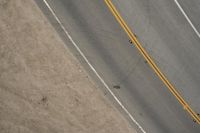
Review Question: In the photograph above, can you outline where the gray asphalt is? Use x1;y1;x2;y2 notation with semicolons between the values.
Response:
36;0;200;132
178;0;200;32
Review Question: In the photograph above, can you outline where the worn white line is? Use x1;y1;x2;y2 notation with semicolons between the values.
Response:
174;0;200;38
42;0;146;132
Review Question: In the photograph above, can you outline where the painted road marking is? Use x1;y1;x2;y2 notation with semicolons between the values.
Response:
42;0;147;132
175;0;200;38
105;0;200;124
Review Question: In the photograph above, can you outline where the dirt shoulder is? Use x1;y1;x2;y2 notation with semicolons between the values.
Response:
0;0;137;133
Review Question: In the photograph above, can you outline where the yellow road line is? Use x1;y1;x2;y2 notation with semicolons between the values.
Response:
104;0;200;124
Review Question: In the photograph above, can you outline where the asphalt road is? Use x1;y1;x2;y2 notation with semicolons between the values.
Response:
37;0;200;132
178;0;200;34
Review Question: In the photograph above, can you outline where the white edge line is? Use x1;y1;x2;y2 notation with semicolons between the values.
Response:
174;0;200;38
42;0;146;133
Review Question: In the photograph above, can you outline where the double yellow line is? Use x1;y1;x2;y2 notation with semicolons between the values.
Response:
104;0;200;124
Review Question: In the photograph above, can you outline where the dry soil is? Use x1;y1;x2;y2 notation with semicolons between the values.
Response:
0;0;137;133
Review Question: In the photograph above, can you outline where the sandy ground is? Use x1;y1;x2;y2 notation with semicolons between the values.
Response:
0;0;137;133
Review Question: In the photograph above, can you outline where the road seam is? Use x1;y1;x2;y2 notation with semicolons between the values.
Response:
174;0;200;38
42;0;146;132
105;0;200;124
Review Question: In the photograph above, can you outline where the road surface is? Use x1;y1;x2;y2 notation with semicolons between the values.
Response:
36;0;200;132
